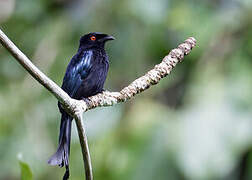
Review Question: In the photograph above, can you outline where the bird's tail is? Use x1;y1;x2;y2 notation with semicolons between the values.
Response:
48;112;72;180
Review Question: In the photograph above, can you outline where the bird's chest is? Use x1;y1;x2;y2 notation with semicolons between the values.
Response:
75;53;109;98
62;50;108;98
83;60;108;92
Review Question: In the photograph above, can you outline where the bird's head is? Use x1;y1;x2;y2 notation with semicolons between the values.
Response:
79;32;115;50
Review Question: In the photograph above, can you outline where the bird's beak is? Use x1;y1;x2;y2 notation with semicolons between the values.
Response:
101;35;115;42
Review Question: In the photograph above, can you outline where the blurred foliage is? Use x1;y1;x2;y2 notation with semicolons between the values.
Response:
19;159;33;180
0;0;252;180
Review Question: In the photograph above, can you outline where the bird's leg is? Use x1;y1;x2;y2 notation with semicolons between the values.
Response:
82;97;93;109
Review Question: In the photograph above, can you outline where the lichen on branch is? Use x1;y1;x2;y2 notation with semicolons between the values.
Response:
84;37;196;111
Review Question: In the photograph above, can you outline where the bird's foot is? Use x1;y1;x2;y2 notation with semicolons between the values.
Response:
82;97;89;104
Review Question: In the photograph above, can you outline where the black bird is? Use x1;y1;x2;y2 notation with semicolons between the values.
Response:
48;32;115;180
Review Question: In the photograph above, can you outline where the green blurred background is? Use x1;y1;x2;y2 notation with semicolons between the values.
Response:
0;0;252;179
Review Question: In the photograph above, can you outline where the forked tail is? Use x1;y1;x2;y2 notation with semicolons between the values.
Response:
48;112;72;180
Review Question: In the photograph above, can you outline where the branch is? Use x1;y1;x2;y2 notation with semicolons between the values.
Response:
75;113;93;180
0;28;91;179
83;37;196;111
0;28;196;180
0;29;73;112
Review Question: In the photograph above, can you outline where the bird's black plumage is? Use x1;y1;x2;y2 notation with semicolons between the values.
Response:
48;32;115;180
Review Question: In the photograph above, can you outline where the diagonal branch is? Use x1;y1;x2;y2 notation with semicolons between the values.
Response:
0;28;196;180
0;28;92;179
0;29;73;112
82;37;196;111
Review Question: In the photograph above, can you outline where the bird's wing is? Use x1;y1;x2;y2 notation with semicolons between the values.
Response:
61;50;93;97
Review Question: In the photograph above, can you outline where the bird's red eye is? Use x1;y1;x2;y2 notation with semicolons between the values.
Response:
90;36;96;41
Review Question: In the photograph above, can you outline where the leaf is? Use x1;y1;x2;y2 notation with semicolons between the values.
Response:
19;160;33;180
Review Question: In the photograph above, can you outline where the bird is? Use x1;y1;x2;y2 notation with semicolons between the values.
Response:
48;32;115;180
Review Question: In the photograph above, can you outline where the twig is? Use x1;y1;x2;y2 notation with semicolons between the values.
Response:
0;28;196;179
75;113;93;180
